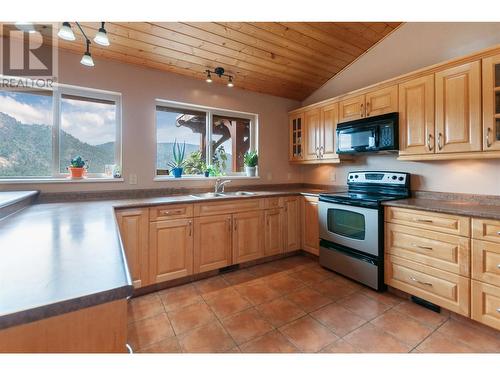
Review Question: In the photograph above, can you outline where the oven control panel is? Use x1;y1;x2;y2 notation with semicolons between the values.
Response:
347;171;409;185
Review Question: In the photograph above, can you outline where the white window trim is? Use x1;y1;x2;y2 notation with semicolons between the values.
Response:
154;99;259;179
0;76;123;181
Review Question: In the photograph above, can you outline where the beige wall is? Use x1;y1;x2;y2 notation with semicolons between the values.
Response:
301;22;500;196
1;49;302;193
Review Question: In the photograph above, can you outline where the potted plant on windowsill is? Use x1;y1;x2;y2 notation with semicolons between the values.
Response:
243;150;258;177
68;156;87;179
168;139;186;178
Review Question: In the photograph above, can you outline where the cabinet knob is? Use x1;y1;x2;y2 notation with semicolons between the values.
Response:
437;133;443;150
486;127;492;148
427;133;433;151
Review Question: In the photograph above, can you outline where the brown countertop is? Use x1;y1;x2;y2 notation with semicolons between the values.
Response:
0;187;338;330
382;197;500;220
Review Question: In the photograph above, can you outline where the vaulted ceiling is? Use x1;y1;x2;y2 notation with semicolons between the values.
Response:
55;22;402;101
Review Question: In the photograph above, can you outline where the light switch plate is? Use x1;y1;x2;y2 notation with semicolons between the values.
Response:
267;172;272;181
129;174;138;185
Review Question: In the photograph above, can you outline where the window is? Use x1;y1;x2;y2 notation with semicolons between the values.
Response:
0;81;121;180
155;101;257;177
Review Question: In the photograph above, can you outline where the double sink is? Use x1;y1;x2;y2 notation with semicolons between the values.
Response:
189;191;256;199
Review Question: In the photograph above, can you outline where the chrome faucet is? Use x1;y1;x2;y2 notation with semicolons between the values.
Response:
214;178;232;193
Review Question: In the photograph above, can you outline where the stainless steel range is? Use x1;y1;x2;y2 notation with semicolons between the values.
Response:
318;171;411;291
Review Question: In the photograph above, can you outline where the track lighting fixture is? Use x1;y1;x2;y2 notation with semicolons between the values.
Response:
204;67;234;87
93;22;110;46
58;22;75;41
57;22;111;67
80;40;94;67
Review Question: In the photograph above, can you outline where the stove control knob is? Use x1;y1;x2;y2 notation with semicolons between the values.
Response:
398;177;404;181
392;175;397;180
355;175;359;179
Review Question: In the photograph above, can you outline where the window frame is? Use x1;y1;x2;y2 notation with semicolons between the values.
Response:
154;99;258;179
0;76;122;181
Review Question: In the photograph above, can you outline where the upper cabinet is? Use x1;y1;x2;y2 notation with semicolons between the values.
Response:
399;75;435;155
319;102;339;160
304;109;321;160
339;85;398;123
482;54;500;151
289;112;304;161
435;61;482;154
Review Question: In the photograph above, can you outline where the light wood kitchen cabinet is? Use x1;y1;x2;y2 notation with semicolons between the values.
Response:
339;85;398;123
435;61;482;153
482;54;500;151
233;210;265;263
302;196;319;255
472;218;500;244
365;85;398;118
398;75;435;155
289;112;304;161
471;280;500;330
319;102;339;160
149;218;193;284
115;208;149;288
282;196;301;252
339;94;365;123
193;214;232;273
264;208;284;256
304;108;321;160
472;240;500;287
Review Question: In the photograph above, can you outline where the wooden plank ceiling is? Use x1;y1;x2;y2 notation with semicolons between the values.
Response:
55;22;401;101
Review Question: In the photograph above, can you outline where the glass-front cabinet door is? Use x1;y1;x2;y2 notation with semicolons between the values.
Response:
289;112;304;161
482;55;500;151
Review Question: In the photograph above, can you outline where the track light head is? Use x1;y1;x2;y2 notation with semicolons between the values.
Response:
58;22;75;41
80;40;94;67
206;70;212;83
94;22;110;46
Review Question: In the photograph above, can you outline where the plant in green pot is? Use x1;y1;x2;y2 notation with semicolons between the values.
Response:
243;150;258;177
168;139;186;178
68;156;87;179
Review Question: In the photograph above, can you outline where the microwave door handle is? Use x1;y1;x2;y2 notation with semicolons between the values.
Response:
373;129;379;148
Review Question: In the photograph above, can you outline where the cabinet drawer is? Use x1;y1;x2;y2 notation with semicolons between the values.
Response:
150;204;193;221
472;218;500;244
385;223;470;276
265;197;283;209
385;255;470;316
471;280;500;331
472;240;500;286
194;198;264;217
385;207;470;237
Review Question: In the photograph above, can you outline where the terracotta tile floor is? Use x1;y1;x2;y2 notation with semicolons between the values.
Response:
127;255;500;353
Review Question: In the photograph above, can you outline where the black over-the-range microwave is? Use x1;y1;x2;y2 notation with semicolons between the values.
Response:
336;112;399;154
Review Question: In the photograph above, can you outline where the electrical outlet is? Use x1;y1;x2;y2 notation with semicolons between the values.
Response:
129;174;137;185
267;172;272;181
287;172;292;180
330;171;336;182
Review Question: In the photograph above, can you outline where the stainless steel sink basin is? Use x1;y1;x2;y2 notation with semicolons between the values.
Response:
189;192;226;199
223;191;256;196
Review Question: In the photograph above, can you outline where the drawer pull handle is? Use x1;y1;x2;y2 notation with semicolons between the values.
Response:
412;244;433;250
415;218;433;223
161;209;183;215
497;264;500;269
409;276;433;287
497;231;500;235
497;308;500;313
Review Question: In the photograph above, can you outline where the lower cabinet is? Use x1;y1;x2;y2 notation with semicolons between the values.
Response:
264;208;284;256
149;218;193;284
302;196;319;255
233;210;265;263
193;214;232;273
282;196;301;252
471;280;500;330
115;208;150;288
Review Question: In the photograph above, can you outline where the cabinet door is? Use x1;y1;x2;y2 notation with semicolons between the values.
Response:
116;208;149;288
304;109;321;160
482;54;500;151
283;196;301;252
149;219;193;284
194;214;232;274
435;61;482;153
302;196;319;255
399;75;435;155
365;85;398;117
264;209;284;256
319;102;339;160
233;210;265;263
339;95;365;123
289;113;304;161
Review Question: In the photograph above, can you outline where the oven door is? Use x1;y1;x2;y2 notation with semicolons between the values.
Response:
319;201;379;256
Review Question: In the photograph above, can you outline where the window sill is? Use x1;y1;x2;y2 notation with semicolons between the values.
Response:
154;176;260;182
0;177;124;184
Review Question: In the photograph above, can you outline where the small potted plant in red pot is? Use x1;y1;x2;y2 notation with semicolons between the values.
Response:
68;156;87;179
